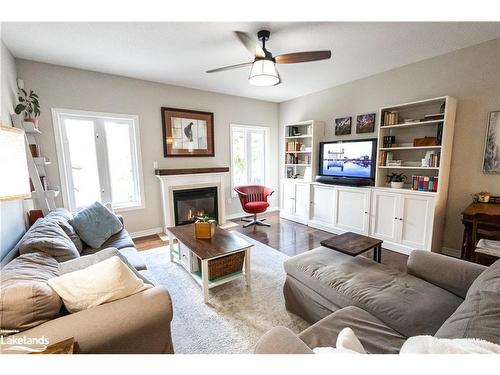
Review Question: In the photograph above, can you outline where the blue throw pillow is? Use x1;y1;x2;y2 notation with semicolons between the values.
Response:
69;202;123;249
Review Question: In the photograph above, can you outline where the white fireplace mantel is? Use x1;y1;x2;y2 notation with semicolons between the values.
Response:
156;172;228;231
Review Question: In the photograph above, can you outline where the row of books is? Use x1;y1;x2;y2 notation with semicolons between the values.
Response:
382;111;399;126
412;175;438;192
285;153;311;164
424;151;440;168
286;141;303;152
378;150;390;166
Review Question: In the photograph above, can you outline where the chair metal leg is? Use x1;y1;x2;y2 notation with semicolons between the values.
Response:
241;213;270;228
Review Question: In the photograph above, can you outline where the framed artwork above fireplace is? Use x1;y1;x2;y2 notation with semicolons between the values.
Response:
161;107;215;157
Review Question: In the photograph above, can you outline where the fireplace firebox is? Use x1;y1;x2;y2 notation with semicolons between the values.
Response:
173;187;218;226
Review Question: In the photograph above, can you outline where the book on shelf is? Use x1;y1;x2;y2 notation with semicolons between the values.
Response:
411;175;438;192
423;151;440;167
382;111;399;126
382;136;396;148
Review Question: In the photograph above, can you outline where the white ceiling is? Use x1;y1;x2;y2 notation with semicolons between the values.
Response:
2;22;500;103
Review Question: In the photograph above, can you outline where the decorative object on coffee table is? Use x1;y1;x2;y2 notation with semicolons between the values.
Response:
320;231;383;263
386;172;407;189
482;111;500;173
167;223;253;303
335;116;352;136
161;107;214;157
356;113;376;134
194;216;216;239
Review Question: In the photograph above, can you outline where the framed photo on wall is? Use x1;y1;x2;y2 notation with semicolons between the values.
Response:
161;107;215;157
356;113;376;134
335;116;352;136
482;110;500;173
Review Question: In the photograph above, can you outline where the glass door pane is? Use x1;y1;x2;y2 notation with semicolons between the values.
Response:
63;118;101;209
250;130;265;184
104;121;138;206
232;130;247;187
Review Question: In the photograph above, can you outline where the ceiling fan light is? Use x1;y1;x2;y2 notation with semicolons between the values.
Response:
248;59;280;86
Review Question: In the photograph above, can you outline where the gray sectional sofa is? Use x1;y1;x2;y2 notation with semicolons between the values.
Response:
255;247;500;354
0;209;174;354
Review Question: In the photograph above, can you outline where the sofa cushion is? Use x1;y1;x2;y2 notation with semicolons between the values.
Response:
299;306;407;354
435;259;500;344
284;247;463;337
98;229;135;251
18;218;80;262
59;247;151;284
45;209;83;253
0;253;62;331
69;201;123;249
48;256;152;313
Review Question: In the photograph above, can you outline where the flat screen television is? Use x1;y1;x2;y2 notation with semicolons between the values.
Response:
316;139;377;186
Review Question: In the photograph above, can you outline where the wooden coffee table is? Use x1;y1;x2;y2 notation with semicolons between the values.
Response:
320;232;383;263
166;224;253;303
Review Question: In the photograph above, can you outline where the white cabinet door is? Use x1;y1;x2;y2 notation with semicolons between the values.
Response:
281;181;296;215
310;184;335;226
294;183;310;220
334;187;371;235
370;190;400;243
399;194;434;250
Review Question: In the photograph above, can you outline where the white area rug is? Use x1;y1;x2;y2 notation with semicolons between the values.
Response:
141;232;309;354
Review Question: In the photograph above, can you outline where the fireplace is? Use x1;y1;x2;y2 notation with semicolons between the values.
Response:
173;187;218;226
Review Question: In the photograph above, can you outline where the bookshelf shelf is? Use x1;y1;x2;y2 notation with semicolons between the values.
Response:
285;135;313;139
379;146;442;151
378;166;440;170
380;119;443;129
285;150;312;154
285;164;312;167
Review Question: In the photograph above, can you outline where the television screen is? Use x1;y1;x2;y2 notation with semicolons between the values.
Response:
319;140;376;179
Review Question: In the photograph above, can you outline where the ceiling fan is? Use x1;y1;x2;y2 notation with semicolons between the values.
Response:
206;30;332;86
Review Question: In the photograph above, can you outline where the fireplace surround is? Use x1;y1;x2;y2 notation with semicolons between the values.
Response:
156;169;229;231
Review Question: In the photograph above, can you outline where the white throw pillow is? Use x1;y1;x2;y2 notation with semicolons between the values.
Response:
48;256;152;313
313;327;366;354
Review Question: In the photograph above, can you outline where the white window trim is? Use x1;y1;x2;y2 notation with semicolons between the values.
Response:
229;124;270;198
51;108;145;213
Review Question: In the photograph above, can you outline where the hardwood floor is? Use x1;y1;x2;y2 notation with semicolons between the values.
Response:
231;212;408;272
134;211;408;272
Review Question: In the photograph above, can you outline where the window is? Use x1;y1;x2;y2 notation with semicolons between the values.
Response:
52;109;144;212
230;124;269;194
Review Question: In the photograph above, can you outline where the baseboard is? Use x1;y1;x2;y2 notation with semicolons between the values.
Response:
130;227;163;239
441;246;461;258
225;206;280;221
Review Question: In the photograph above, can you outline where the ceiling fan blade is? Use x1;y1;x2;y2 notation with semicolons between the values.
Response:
275;50;332;64
233;31;265;58
206;62;253;74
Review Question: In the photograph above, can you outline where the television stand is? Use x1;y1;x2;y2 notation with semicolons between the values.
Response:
315;175;374;187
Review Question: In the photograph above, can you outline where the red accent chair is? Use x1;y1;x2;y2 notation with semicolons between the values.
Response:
234;185;274;228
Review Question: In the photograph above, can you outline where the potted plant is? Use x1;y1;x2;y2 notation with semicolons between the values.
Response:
386;173;407;189
15;89;41;128
194;216;217;239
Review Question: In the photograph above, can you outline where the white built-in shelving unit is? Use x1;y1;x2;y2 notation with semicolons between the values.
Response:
283;120;325;182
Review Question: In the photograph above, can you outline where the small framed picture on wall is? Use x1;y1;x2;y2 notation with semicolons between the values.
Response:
356;113;376;134
335;117;352;136
482;110;500;173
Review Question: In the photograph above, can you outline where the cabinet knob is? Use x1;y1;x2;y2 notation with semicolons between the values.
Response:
399;218;403;221
364;211;368;214
394;217;398;220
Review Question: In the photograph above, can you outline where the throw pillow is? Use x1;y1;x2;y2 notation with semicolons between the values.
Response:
18;218;80;262
313;327;366;354
48;256;152;313
58;247;153;285
46;209;84;253
0;253;62;331
69;201;123;249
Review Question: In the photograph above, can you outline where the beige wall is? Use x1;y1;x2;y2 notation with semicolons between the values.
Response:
16;60;279;234
280;38;500;252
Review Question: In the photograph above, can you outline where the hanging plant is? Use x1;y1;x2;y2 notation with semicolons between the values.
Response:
15;89;41;122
